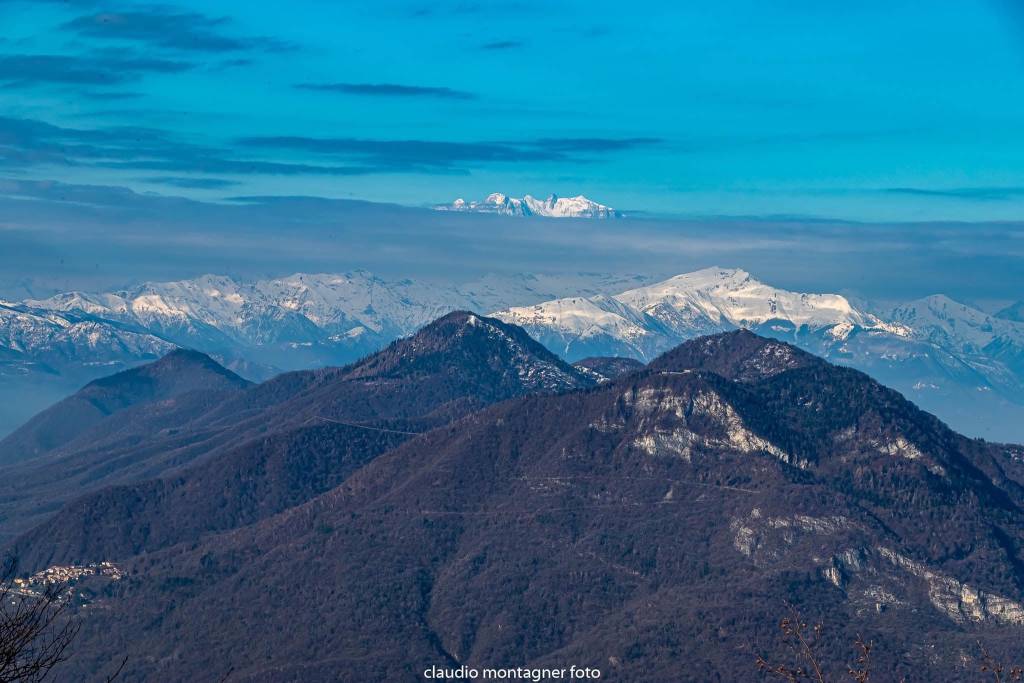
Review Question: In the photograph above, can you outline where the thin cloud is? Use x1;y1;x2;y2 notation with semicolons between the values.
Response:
3;177;1020;313
236;135;660;167
295;82;476;100
62;9;295;53
0;115;172;148
0;52;192;86
236;136;565;166
214;58;255;69
0;116;465;177
2;115;657;179
882;187;1024;202
411;2;539;19
100;157;461;176
141;177;240;189
480;40;523;50
78;90;145;101
524;137;663;152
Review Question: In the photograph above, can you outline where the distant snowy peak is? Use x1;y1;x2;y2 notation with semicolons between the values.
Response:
889;294;1024;351
493;267;911;361
0;301;174;360
28;271;474;347
10;271;652;378
616;267;885;330
526;194;620;219
437;193;621;218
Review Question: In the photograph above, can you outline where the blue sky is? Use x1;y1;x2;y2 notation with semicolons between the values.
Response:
3;0;1024;221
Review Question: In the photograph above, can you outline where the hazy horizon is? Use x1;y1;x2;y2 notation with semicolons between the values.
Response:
1;183;1020;312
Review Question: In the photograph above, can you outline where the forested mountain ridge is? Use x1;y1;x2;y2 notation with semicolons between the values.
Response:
12;326;1022;681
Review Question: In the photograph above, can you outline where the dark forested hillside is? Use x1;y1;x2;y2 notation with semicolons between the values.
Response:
0;349;251;465
572;356;645;382
18;327;1023;682
1;311;595;560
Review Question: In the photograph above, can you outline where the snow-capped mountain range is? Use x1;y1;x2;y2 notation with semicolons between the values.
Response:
0;302;175;365
2;267;1024;441
436;193;621;218
493;268;1024;442
2;271;649;377
495;268;916;360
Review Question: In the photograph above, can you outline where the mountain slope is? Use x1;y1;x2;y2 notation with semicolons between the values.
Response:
495;267;1024;442
889;295;1024;395
0;349;249;465
0;301;179;435
3;312;596;563
572;356;645;382
22;272;643;369
0;271;644;440
0;270;662;442
38;331;1024;681
647;328;819;380
997;300;1024;323
8;267;1024;441
496;267;905;361
0;300;174;366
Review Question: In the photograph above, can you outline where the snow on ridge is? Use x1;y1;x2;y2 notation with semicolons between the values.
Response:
454;309;583;391
12;271;652;361
496;295;651;343
16;268;1018;359
889;294;1024;350
0;301;173;358
11;267;1022;401
614;266;875;329
8;267;1024;442
492;266;928;362
435;192;620;219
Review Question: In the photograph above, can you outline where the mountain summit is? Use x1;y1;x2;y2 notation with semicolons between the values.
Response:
494;266;906;361
493;267;1024;441
345;310;594;395
436;192;621;218
1;310;597;564
32;328;1024;681
7;267;1024;441
0;349;249;465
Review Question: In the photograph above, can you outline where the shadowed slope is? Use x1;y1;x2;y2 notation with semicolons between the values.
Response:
0;349;250;466
4;311;595;563
40;331;1024;681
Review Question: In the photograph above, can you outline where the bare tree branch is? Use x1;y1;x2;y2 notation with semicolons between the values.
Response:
1;558;81;682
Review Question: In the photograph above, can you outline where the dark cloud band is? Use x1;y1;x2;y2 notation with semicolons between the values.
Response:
0;53;192;86
62;9;295;53
295;82;476;100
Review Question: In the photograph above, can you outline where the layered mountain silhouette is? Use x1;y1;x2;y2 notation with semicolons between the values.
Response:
8;267;1024;441
0;349;250;465
1;311;594;554
3;318;1024;681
